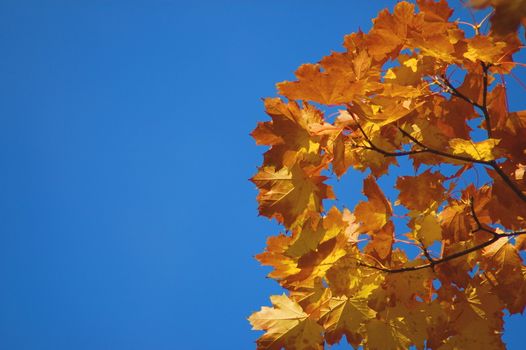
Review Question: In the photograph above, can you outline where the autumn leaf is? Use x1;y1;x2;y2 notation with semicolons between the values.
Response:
409;211;443;246
365;318;413;350
439;279;505;349
249;294;324;350
396;169;447;211
257;209;349;287
276;59;380;105
481;237;526;313
320;295;375;346
355;175;392;232
365;2;418;60
449;138;502;161
463;35;508;63
252;98;327;169
251;164;334;229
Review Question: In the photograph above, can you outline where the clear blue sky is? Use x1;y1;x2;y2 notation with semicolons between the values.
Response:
0;1;524;349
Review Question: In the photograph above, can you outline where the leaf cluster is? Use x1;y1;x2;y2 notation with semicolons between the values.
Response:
250;1;526;349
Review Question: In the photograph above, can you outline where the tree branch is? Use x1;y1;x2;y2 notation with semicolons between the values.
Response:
398;127;526;203
488;161;526;202
440;65;493;138
440;74;482;108
359;198;526;274
351;113;488;164
397;127;491;165
351;113;428;157
419;240;436;272
350;113;526;203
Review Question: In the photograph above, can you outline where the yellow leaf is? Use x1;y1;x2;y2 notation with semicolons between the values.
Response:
412;211;443;246
366;220;395;260
321;295;375;346
516;235;526;250
482;237;526;313
249;294;324;350
365;318;412;350
439;279;505;349
256;234;301;282
348;92;424;126
449;138;501;161
257;211;349;287
252;98;326;169
251;164;334;229
355;175;393;232
463;35;507;63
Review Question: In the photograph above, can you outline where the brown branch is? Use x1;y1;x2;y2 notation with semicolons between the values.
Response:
488;161;526;202
351;113;428;157
358;198;526;273
352;114;485;162
398;128;526;203
420;242;435;264
351;113;526;203
397;127;492;165
419;240;436;272
356;145;427;157
441;74;482;108
441;66;492;138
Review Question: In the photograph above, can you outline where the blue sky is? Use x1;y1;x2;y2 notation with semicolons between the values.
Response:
0;1;524;349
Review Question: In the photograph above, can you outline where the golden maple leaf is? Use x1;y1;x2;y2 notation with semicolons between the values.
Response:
249;294;324;350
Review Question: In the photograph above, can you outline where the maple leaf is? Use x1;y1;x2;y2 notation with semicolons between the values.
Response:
251;164;334;229
249;294;324;350
351;126;400;177
325;251;384;297
252;98;327;169
366;2;418;60
355;175;392;232
396;169;447;211
257;208;349;287
370;254;437;304
409;211;443;247
276;57;381;105
256;234;301;282
320;295;375;346
463;35;508;63
449;138;502;161
438;279;505;349
348;93;424;127
481;237;526;313
365;317;414;350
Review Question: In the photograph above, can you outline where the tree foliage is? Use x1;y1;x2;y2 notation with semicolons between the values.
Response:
249;1;526;349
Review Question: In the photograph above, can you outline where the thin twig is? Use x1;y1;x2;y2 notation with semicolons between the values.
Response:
350;113;425;157
441;74;482;108
356;145;427;157
351;113;526;203
419;240;436;272
358;198;526;273
441;68;492;138
397;127;490;165
398;127;526;202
